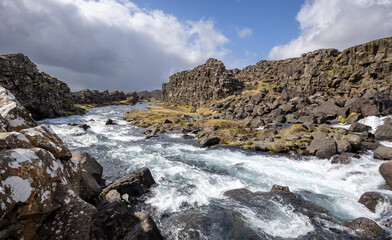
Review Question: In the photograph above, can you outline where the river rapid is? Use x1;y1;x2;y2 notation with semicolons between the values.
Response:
39;103;392;239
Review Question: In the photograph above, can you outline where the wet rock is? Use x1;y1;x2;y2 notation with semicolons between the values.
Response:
379;161;392;188
90;201;140;239
307;136;337;159
375;121;392;140
335;139;352;153
20;125;72;160
182;134;194;139
105;118;115;125
270;185;291;194
124;212;163;240
80;123;90;130
331;152;360;164
71;152;103;184
349;122;371;133
199;136;221;147
105;189;122;203
358;192;391;213
374;145;392;160
345;217;386;238
144;126;159;138
102;167;155;200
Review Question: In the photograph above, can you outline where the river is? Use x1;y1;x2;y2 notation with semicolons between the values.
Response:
39;103;392;239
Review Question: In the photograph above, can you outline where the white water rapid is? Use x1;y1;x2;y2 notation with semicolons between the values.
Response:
39;104;392;239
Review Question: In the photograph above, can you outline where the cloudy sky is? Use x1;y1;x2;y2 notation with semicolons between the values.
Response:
0;0;391;92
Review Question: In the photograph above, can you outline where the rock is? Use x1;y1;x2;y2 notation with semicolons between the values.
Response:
374;121;392;140
105;118;115;125
307;136;337;159
358;192;391;213
199;136;221;147
331;152;360;164
345;217;386;238
374;145;392;160
90;201;140;239
182;134;194;139
335;139;352;153
162;119;172;124
270;185;291;194
0;131;32;149
144;126;159;138
79;124;90;130
71;152;104;202
102;167;155;200
71;152;103;184
349;122;371;133
105;189;122;203
72;89;128;105
379;161;392;188
125;212;164;240
341;134;363;151
0;54;79;120
0;86;37;131
0;147;96;240
20;125;72;160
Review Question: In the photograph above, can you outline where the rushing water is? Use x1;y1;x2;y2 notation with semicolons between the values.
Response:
39;103;392;239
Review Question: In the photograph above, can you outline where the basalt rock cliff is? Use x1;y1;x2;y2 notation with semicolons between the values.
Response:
0;54;78;120
162;37;392;107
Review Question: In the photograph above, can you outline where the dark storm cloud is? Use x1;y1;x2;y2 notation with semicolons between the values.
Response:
0;0;228;91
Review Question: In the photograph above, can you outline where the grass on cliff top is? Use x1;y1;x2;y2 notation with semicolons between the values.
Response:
241;80;279;96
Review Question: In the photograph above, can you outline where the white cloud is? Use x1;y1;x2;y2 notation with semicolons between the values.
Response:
0;0;229;91
268;0;392;60
237;27;253;38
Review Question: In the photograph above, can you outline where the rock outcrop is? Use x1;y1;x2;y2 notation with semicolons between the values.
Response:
0;89;162;240
137;90;162;101
71;89;138;105
162;38;392;108
0;54;79;119
162;58;244;106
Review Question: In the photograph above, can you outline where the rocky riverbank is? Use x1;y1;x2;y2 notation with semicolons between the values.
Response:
0;87;162;239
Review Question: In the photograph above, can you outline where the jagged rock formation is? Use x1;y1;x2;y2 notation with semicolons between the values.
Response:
137;90;162;101
0;87;162;240
71;89;138;105
162;37;392;106
0;54;79;120
162;58;244;106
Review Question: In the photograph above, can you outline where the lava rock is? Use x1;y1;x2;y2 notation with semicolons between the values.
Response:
349;122;371;133
379;160;392;188
345;217;386;238
358;192;391;213
105;118;115;125
374;145;392;160
199;136;221;147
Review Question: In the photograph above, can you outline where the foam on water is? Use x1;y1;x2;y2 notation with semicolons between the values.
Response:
40;104;391;239
359;115;392;133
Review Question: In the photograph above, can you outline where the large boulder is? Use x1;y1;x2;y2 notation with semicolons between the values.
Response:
199;136;221;147
0;147;97;240
20;125;72;160
345;217;386;238
0;86;36;131
102;167;155;201
306;136;337;159
71;152;104;203
358;192;391;213
373;145;392;160
349;122;371;133
374;121;392;140
90;201;162;240
379;160;392;188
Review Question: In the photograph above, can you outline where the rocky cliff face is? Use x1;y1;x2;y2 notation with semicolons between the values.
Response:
0;54;78;120
137;90;162;101
162;58;244;106
162;37;392;106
